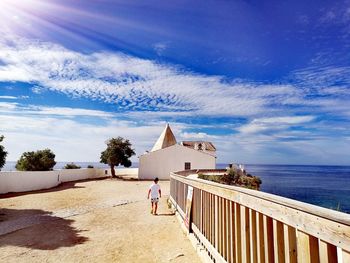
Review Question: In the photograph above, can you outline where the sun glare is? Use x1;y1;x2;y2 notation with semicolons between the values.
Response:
0;0;38;15
0;0;80;40
0;0;38;32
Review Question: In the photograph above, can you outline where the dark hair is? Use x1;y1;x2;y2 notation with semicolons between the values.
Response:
154;177;159;182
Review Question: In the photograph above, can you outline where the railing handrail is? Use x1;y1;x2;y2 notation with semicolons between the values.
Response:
170;171;350;226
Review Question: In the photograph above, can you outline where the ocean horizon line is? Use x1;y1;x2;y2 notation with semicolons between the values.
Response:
3;161;350;168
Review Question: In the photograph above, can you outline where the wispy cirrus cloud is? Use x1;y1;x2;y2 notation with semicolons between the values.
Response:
0;102;114;118
2;34;350;121
0;34;305;118
292;65;350;89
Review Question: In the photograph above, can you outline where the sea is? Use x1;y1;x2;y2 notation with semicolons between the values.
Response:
217;164;350;214
2;162;350;214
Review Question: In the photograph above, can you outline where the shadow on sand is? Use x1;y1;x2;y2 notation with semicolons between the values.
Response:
112;175;139;181
0;208;88;250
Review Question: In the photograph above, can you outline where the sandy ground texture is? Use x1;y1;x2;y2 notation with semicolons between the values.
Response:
0;178;200;263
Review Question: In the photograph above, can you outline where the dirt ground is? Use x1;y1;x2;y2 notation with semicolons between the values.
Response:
0;178;200;263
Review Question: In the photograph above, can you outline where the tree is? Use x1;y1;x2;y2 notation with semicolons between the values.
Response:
0;135;8;171
16;149;56;171
100;137;135;178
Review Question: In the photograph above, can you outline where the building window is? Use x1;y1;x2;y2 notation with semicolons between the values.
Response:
185;162;191;170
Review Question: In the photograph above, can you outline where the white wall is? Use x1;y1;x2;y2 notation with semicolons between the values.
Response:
138;144;216;180
0;168;107;194
0;170;61;194
94;167;138;177
0;167;140;194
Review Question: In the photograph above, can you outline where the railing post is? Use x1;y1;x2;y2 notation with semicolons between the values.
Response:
174;176;178;211
215;195;219;251
200;190;203;233
241;205;250;263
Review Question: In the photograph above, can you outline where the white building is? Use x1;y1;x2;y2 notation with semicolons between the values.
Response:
138;124;216;180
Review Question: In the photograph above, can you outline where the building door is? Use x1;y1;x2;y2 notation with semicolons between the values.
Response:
184;162;191;170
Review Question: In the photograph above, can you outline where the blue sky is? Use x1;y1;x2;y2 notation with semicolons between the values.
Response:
0;0;350;164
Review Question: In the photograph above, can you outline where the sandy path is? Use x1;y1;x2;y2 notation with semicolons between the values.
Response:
0;178;200;263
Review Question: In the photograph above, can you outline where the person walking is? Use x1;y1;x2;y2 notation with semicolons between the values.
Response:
147;177;161;215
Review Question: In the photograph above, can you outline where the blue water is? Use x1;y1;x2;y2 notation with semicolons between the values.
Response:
217;164;350;214
2;162;350;213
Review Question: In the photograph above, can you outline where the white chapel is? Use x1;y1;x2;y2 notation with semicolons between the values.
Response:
138;124;216;180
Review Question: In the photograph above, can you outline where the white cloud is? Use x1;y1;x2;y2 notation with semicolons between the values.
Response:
238;116;315;134
202;128;350;165
153;42;168;56
0;102;188;161
0;113;164;162
0;102;18;110
0;96;17;99
31;86;44;94
1;34;349;120
0;103;114;118
257;116;315;124
180;132;218;140
26;105;114;118
0;34;306;118
1;105;349;165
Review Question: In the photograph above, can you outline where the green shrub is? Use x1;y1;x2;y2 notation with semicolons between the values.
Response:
0;135;7;171
16;149;56;171
87;165;94;168
64;163;81;169
198;168;262;190
198;173;223;183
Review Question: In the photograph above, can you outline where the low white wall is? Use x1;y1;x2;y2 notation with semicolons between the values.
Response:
0;167;140;194
114;168;138;176
0;171;61;194
93;167;138;177
59;168;98;182
0;168;107;194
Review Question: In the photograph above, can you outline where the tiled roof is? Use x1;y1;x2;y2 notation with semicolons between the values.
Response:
181;141;216;151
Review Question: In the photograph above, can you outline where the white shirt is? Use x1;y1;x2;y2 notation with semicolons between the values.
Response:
149;183;160;198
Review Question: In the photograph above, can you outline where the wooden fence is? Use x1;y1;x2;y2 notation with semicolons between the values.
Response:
169;170;350;263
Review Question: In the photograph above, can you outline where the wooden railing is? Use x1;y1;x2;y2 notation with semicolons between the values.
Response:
169;171;350;263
